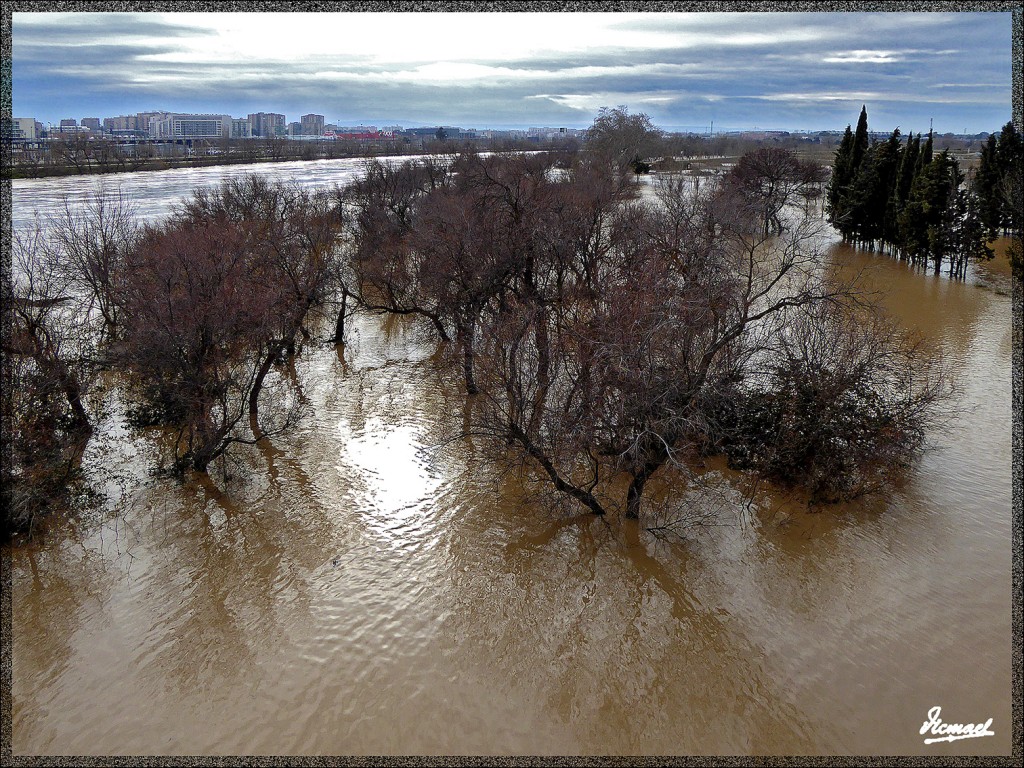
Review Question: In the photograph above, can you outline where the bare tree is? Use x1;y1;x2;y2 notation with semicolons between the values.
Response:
174;176;345;420
345;156;457;341
117;217;299;472
50;190;139;339
343;139;951;525
585;106;664;181
4;227;99;536
470;172;877;521
48;133;94;174
722;147;824;236
708;299;955;502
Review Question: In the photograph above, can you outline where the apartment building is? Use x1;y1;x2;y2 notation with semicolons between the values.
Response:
300;113;325;136
231;118;252;138
248;112;286;137
103;115;140;132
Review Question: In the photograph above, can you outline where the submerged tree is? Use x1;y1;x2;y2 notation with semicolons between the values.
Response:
829;107;994;276
342;123;955;523
973;121;1023;280
4;227;99;537
117;215;301;472
469;172;894;519
345;156;457;341
710;300;954;502
174;176;346;417
49;190;139;340
722;147;825;236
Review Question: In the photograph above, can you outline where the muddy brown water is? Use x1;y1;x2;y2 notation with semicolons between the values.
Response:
8;168;1014;755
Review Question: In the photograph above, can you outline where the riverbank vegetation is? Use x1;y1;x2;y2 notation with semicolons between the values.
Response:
3;107;971;540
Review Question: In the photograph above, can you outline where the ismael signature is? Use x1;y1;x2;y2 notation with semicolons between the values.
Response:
920;706;995;744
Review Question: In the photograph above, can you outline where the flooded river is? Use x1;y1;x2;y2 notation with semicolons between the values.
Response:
7;161;1014;755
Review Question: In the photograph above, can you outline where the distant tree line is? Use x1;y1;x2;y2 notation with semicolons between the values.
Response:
3;132;584;180
3;108;953;540
827;106;1022;280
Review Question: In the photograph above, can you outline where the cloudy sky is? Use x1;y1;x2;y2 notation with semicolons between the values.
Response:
11;10;1014;133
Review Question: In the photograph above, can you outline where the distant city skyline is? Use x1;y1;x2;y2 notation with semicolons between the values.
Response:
12;10;1015;135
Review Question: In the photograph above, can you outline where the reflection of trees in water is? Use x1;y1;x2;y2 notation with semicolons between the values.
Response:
433;498;826;752
829;243;989;375
11;540;114;739
133;451;340;700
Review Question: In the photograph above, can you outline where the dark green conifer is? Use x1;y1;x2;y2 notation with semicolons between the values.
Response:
900;150;959;269
851;105;870;172
845;130;901;248
973;134;1002;237
917;130;934;172
826;125;855;237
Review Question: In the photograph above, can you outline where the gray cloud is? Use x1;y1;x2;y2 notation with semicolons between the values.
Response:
11;11;1013;133
13;13;218;43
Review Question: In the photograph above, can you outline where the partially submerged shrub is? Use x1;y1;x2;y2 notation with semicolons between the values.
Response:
708;301;954;503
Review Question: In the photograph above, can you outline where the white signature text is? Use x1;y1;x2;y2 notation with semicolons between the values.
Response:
920;706;994;744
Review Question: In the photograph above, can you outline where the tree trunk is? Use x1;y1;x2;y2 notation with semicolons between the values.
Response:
457;318;479;395
427;312;451;343
509;424;606;516
250;345;280;419
625;452;667;520
534;310;550;392
625;474;648;519
332;290;348;343
57;367;91;434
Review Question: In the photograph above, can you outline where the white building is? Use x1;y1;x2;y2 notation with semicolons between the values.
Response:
150;113;231;140
2;117;37;140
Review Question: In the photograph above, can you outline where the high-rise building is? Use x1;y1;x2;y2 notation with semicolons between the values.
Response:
136;111;170;136
300;113;325;136
287;121;302;136
81;117;101;131
104;115;140;132
248;112;286;137
59;118;78;128
231;118;252;138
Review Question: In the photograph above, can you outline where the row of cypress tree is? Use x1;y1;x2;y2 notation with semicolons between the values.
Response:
973;122;1023;240
826;106;1020;279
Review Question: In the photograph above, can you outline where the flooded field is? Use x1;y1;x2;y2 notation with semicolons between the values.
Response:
7;163;1014;756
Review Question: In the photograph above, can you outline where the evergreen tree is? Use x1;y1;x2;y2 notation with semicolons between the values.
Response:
995;121;1022;173
845;129;901;248
887;131;918;253
826;125;855;237
851;105;870;172
917;130;934;173
973;134;1002;237
828;107;1004;278
954;189;995;277
876;128;903;247
995;121;1023;237
900;150;959;270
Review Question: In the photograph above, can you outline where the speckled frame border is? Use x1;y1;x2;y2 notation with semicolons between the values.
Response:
1;1;1020;765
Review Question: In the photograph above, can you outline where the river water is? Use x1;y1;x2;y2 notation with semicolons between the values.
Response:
8;160;1014;755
